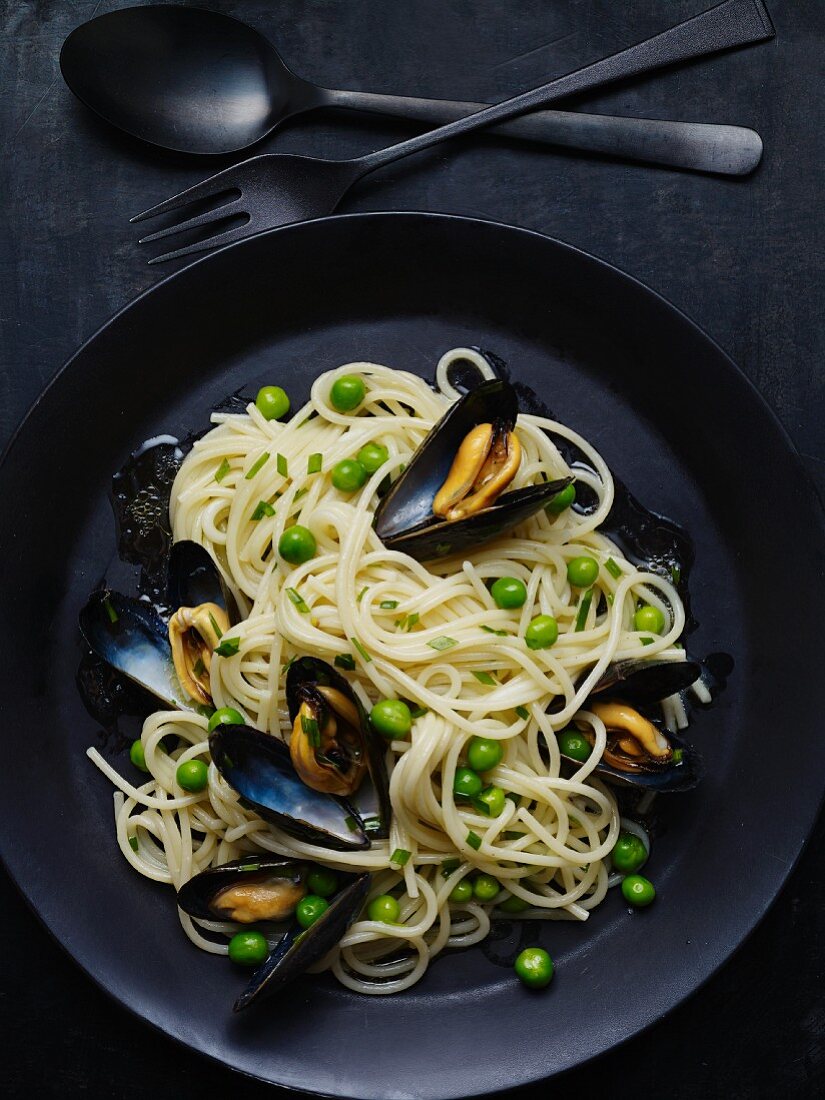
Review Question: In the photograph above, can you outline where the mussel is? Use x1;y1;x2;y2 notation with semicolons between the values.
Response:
374;379;572;561
286;657;391;839
79;540;234;711
176;856;370;1010
209;723;372;851
559;658;703;792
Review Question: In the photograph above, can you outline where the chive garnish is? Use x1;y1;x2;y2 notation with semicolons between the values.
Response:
641;636;654;646
103;596;118;624
281;655;297;674
334;653;356;671
575;588;594;632
293;487;308;502
208;612;223;639
251;500;276;520
466;830;482;851
472;797;491;816
408;704;428;719
391;848;411;867
238;862;261;872
605;557;622;580
344;815;359;832
380;600;399;610
481;625;509;636
441;857;460;876
673;748;684;763
245;451;270;480
404;612;420;632
671;564;682;585
351;637;372;663
301;713;320;747
472;670;496;686
286;588;310;613
215;637;240;657
357;586;369;603
276;453;288;477
515;705;530;720
363;817;382;833
193;656;206;677
435;542;452;557
428;636;457;652
606;593;615;606
307;453;322;474
128;836;139;852
214;458;231;483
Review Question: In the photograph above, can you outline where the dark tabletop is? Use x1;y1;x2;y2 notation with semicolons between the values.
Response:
2;1;824;1097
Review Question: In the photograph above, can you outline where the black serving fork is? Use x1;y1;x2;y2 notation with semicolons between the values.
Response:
133;0;774;264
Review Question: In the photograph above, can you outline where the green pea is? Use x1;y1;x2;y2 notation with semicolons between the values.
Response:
278;524;316;565
467;736;504;773
557;729;592;762
228;930;269;967
514;946;554;989
207;706;244;733
449;879;473;904
567;555;599;587
499;894;530;913
356;442;389;473
330;375;366;412
491;576;527;609
476;785;506;818
255;385;290;421
296;894;330;929
129;739;148;773
621;874;656;908
546;483;576;515
367;894;400;923
331;458;368;493
453;767;483;799
612;833;648;875
370;699;412;740
634;604;665;634
306;868;338;898
176;759;208;792
525;614;558;650
473;874;500;902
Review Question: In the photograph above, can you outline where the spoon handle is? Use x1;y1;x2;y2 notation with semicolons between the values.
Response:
324;90;763;176
354;0;774;176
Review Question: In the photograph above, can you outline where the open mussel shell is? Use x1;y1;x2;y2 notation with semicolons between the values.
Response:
590;658;702;705
167;540;237;621
79;590;191;710
209;724;370;851
373;379;572;562
176;856;308;923
586;727;703;793
286;657;391;839
234;872;370;1012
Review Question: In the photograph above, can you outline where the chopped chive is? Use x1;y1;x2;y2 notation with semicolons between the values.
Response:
215;637;240;657
671;564;682;585
435;542;452;557
575;588;594;632
605;557;622;579
515;705;530;720
214;457;231;483
357;586;369;603
428;636;457;652
363;817;382;833
408;704;428;719
351;637;372;663
238;862;261;872
281;655;297;674
344;815;359;833
195;705;215;720
193;656;206;677
391;848;411;867
286;588;310;613
466;830;482;851
208;612;223;639
379;600;399;610
276;453;288;477
606;593;615;606
404;612;420;632
472;670;496;686
103;596;118;624
641;636;654;646
472;797;491;816
504;830;525;840
301;713;320;747
673;748;684;763
128;835;139;852
307;453;323;474
481;625;509;636
441;857;460;876
293;487;308;501
245;451;270;480
251;500;276;520
334;653;356;671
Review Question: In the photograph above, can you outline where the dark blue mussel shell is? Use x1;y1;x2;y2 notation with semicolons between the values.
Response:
373;379;571;562
166;539;233;616
286;656;392;840
176;854;308;921
209;724;371;851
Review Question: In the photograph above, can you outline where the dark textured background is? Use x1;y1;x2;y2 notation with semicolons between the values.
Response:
1;1;823;1096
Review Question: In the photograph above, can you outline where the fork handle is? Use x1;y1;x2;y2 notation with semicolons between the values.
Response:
323;89;763;176
354;0;774;176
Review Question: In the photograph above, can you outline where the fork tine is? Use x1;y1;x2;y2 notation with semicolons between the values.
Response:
147;222;254;265
138;199;243;244
130;166;241;224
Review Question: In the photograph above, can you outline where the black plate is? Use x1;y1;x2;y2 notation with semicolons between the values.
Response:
1;213;822;1098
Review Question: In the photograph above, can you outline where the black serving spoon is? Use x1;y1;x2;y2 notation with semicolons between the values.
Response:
133;0;774;264
60;3;764;176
